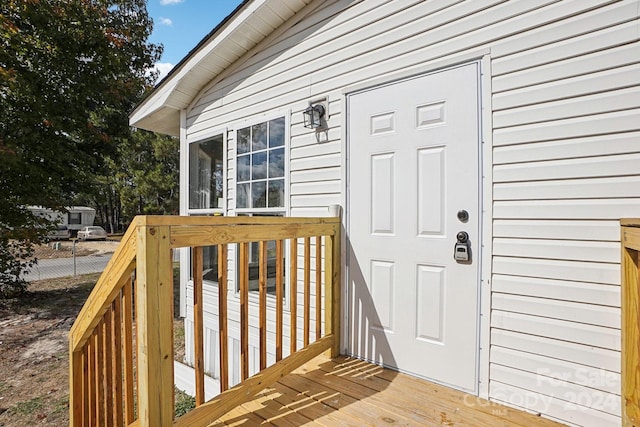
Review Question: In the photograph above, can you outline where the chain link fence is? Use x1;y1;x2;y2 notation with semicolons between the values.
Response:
25;240;119;281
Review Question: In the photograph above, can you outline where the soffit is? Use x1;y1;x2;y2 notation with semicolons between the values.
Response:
130;0;312;136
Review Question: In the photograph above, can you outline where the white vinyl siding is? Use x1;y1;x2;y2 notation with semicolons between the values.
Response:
180;1;640;425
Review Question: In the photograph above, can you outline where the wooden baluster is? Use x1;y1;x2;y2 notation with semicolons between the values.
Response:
325;226;341;358
276;240;284;361
259;241;267;370
104;309;114;427
192;246;205;406
82;346;89;425
112;296;124;427
88;333;97;427
218;244;229;392
304;237;311;347
289;239;298;354
239;242;249;381
315;236;322;340
122;277;135;424
69;343;84;426
96;321;104;426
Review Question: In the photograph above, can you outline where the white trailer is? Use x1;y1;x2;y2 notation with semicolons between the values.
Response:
27;206;96;235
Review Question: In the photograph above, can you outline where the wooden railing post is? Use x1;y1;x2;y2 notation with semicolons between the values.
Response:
325;217;341;358
622;220;640;426
136;224;174;427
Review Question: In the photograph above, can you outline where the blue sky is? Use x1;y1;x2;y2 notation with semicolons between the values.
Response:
146;0;245;81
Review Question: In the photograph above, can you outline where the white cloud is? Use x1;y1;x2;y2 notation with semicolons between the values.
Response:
150;62;175;82
160;0;184;5
159;17;173;26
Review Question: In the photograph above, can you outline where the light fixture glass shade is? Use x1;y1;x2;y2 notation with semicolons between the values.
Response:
303;104;325;129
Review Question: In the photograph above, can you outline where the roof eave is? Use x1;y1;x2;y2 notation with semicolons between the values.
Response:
129;0;311;135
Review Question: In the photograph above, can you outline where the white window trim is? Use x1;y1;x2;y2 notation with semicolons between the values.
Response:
186;127;228;215
180;126;228;319
232;111;290;216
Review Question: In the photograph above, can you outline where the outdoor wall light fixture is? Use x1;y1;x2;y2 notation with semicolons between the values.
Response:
303;103;325;129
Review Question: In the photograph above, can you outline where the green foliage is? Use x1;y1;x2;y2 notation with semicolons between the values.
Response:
174;388;196;418
0;0;161;293
0;205;49;297
118;130;179;218
77;129;179;233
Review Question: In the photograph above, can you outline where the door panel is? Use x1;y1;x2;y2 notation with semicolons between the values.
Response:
417;146;445;236
347;63;481;392
370;153;396;235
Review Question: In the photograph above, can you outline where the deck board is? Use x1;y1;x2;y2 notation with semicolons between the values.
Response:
271;382;364;426
210;355;565;426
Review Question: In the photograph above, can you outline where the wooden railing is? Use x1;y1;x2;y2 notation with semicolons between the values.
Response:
621;219;640;427
69;215;341;427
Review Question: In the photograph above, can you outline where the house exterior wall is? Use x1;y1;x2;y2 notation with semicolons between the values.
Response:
178;1;640;425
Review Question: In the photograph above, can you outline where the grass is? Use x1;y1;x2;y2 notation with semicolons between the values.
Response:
11;397;43;416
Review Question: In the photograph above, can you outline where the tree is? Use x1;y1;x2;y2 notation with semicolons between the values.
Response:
0;204;48;296
79;130;179;233
117;130;179;220
0;0;161;295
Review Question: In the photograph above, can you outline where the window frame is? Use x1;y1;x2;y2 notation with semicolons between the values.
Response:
233;112;289;215
186;128;227;216
184;129;227;300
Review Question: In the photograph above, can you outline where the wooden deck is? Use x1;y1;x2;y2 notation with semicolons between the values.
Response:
209;355;563;427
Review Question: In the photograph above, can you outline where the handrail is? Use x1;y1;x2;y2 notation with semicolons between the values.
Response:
69;215;342;427
621;219;640;427
69;222;137;353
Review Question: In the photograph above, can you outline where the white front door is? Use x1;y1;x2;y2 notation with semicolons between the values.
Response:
347;63;481;392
